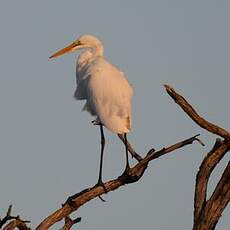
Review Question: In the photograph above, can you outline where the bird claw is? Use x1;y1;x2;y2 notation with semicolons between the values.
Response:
98;195;106;202
93;181;108;193
92;181;107;202
91;119;100;125
120;166;130;178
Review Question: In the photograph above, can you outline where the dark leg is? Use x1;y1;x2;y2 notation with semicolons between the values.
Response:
66;123;107;206
97;124;105;184
123;133;130;174
94;124;107;193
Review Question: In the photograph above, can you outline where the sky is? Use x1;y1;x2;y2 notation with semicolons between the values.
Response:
0;0;229;229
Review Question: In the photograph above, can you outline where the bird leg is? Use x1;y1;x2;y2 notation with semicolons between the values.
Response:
125;133;130;170
98;124;105;184
120;133;130;176
94;124;107;193
117;134;142;162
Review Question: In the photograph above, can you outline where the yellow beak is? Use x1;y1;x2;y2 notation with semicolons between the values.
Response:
49;41;79;59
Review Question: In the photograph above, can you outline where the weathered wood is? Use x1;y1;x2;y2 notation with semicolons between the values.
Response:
164;84;230;140
36;134;201;229
164;85;230;230
2;85;229;230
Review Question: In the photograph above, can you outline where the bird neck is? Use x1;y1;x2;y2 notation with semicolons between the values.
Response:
77;42;104;66
77;51;93;66
91;42;104;57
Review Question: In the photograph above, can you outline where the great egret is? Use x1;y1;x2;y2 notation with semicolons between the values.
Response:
50;34;133;187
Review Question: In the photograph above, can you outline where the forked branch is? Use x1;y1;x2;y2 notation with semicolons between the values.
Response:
36;134;202;229
59;216;81;230
4;84;227;230
164;85;230;230
0;205;30;230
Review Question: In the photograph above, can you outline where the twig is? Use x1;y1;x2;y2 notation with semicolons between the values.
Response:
0;205;14;228
0;205;30;230
59;216;81;230
2;218;30;230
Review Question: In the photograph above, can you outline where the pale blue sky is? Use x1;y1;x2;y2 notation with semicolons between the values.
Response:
0;0;229;229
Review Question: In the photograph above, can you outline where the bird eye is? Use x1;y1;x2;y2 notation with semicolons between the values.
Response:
74;40;81;46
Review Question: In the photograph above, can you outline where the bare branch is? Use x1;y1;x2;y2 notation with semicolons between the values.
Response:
2;218;30;230
36;134;200;230
0;205;14;228
164;84;230;140
0;205;30;230
193;160;230;230
59;216;81;230
3;85;228;230
193;139;230;228
147;134;204;161
204;161;230;229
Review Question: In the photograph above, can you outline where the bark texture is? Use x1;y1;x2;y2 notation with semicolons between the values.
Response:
164;85;230;230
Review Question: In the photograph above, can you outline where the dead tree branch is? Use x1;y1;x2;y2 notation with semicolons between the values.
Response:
36;85;230;229
0;205;14;229
36;134;202;229
2;85;229;230
193;140;230;230
164;84;230;230
59;216;81;230
164;84;230;140
0;205;30;230
2;219;30;230
201;161;230;230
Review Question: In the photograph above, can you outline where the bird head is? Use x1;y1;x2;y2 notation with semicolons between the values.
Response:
49;34;103;59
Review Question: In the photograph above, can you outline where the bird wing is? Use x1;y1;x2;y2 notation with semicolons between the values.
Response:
86;58;133;133
74;77;88;100
74;51;93;100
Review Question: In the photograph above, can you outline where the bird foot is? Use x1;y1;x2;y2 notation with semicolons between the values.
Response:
93;180;107;202
91;119;100;125
120;166;130;178
93;180;108;193
118;166;139;183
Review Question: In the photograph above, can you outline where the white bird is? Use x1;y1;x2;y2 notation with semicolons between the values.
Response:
50;34;133;187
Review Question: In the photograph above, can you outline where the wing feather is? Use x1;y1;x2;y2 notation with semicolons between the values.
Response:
75;55;133;133
87;58;133;133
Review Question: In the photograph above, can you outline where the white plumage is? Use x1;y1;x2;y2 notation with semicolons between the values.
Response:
50;34;133;186
50;34;133;134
